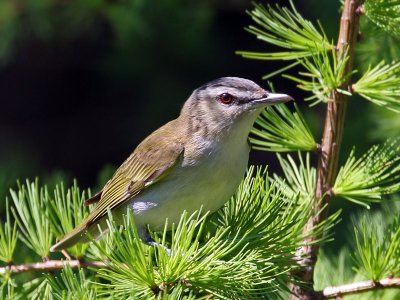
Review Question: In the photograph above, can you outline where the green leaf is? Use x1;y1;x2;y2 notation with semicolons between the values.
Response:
250;103;317;152
0;200;17;264
237;0;332;62
273;152;316;201
356;19;400;72
23;277;53;300
352;211;400;280
10;179;53;258
217;166;306;245
363;0;400;36
333;140;400;207
94;212;155;299
47;181;92;258
155;212;280;299
314;248;355;290
272;153;341;244
283;46;353;106
46;265;97;300
0;276;17;300
94;209;284;299
369;106;400;141
352;60;400;112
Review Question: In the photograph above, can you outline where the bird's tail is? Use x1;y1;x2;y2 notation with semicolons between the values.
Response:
50;223;91;252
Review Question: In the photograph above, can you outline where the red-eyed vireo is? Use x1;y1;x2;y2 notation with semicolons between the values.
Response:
50;77;293;252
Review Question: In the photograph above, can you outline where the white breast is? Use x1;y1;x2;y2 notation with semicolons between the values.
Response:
125;116;255;231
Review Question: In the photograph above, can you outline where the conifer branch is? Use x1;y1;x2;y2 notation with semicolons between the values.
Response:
319;277;400;299
333;140;400;206
363;0;400;36
290;0;362;298
352;60;400;112
237;1;331;61
250;103;317;152
0;260;106;275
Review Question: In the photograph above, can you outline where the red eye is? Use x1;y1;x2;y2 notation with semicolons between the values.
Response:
219;93;234;104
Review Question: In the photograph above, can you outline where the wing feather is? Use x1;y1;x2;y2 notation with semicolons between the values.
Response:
86;120;185;226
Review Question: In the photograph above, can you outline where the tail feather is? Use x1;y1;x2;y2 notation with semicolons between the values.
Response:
50;223;89;252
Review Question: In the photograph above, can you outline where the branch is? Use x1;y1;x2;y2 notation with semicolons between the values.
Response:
290;0;362;299
320;278;400;299
0;260;106;275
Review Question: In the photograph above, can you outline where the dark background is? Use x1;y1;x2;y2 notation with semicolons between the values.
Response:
0;0;344;191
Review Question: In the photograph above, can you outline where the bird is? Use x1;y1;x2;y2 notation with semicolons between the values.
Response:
50;77;293;252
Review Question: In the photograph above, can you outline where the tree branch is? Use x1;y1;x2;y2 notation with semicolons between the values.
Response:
0;260;106;275
290;0;362;299
319;278;400;299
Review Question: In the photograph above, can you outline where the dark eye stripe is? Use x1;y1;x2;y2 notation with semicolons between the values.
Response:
237;98;252;104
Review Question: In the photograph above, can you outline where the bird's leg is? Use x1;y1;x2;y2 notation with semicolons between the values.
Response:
138;227;172;256
138;228;198;261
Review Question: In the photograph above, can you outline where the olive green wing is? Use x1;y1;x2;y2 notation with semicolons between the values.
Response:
84;189;103;206
86;135;184;226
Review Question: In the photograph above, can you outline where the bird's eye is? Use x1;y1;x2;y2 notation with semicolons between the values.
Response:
219;93;234;104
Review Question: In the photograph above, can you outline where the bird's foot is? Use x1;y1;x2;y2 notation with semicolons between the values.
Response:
145;237;172;256
139;227;172;256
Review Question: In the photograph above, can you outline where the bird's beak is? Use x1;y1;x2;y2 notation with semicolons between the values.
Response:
251;93;294;107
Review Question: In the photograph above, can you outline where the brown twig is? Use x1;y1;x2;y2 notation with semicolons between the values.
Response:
319;278;400;299
61;249;72;260
289;0;362;299
0;260;107;275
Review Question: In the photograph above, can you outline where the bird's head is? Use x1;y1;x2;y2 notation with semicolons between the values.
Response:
181;77;293;137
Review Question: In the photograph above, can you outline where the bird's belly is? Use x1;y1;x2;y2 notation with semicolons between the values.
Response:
126;144;249;230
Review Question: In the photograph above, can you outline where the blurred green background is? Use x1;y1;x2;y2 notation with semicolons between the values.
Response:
0;0;398;251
